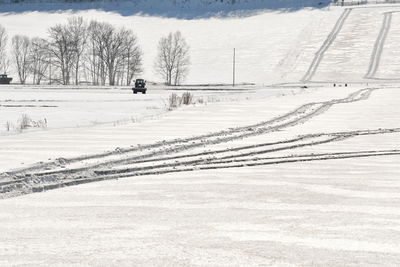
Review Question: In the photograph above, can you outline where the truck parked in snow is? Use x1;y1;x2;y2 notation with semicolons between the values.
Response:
0;74;12;84
132;79;147;94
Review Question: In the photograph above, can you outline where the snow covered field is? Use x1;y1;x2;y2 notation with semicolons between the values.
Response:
0;85;254;134
2;2;400;266
1;83;400;266
0;85;298;171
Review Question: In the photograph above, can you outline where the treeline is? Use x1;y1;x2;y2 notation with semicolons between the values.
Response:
0;17;190;86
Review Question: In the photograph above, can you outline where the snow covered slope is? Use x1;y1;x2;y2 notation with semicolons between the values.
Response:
3;4;400;84
2;3;400;84
0;8;341;85
308;5;400;82
0;0;330;17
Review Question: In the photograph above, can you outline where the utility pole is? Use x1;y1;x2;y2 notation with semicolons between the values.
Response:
49;57;52;85
233;48;236;87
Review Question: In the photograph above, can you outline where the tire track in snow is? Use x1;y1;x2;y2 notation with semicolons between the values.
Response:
1;87;396;199
4;88;375;177
365;12;393;79
92;128;400;176
2;147;400;198
301;8;352;82
3;127;399;194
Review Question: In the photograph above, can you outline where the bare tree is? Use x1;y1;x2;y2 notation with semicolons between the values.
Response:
87;21;108;85
124;31;143;85
29;37;50;85
12;35;31;84
103;26;130;86
67;17;88;85
155;31;190;86
48;24;76;85
87;21;142;86
0;24;9;74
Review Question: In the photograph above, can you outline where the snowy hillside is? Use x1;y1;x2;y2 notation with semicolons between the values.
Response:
2;3;400;84
0;0;330;17
0;8;340;85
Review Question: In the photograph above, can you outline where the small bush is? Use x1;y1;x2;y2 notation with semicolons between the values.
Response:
167;93;180;110
19;114;31;131
5;121;12;132
197;98;205;104
15;114;47;132
166;92;195;111
31;118;48;128
181;92;193;105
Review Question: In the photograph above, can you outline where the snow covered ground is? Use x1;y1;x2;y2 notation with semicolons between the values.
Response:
2;2;400;266
1;83;400;266
0;85;301;172
0;85;254;134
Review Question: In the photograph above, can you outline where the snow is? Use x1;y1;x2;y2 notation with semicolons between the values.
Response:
0;85;306;171
1;2;400;266
1;158;399;265
0;85;252;133
1;83;400;265
0;8;340;84
312;6;400;82
0;0;330;17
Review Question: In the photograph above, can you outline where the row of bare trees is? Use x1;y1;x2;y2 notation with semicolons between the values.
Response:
0;18;190;86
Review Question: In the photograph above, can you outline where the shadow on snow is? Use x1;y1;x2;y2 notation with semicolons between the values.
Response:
0;0;331;19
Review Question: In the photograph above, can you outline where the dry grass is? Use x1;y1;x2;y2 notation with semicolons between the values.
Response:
12;114;48;132
181;92;193;105
167;93;180;110
166;92;195;110
19;114;31;130
5;121;12;132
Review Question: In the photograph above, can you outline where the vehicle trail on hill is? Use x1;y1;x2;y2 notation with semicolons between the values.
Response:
301;8;352;82
365;12;393;79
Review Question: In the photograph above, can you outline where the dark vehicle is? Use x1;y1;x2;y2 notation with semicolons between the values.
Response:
0;74;12;84
132;79;147;94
